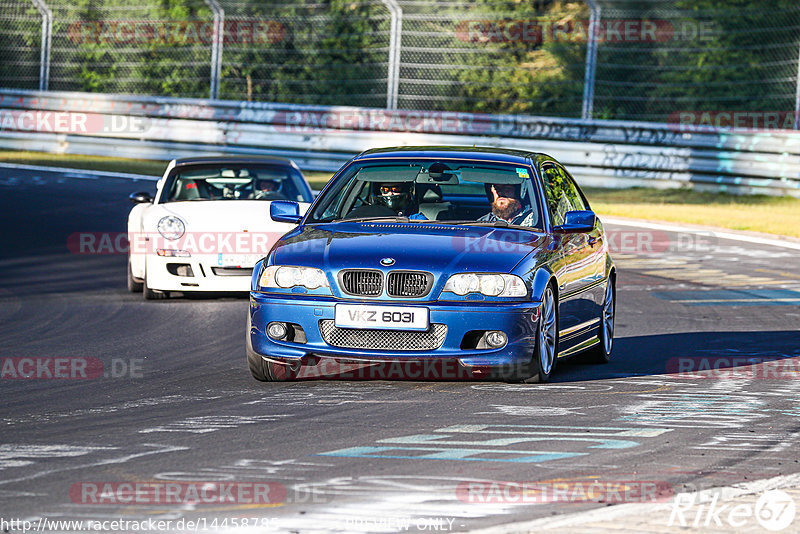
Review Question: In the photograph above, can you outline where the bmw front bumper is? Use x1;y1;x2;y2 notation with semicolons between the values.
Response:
249;292;542;377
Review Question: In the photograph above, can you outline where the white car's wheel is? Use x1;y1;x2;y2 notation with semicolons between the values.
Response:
143;275;168;300
127;257;143;292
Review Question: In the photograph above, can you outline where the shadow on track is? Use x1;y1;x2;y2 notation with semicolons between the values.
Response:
557;330;800;382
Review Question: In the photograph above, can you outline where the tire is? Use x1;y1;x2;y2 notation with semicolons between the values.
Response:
264;359;301;381
531;284;559;382
506;284;558;383
127;257;143;292
246;320;270;381
585;277;615;364
143;277;168;300
245;317;300;382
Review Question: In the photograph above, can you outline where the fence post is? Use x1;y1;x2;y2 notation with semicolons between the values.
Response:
205;0;224;100
581;0;600;120
795;39;800;129
381;0;402;110
30;0;52;91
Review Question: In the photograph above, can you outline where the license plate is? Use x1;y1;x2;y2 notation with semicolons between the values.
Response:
217;253;262;267
335;304;429;331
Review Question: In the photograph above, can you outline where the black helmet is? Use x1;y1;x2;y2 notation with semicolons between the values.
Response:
376;182;414;212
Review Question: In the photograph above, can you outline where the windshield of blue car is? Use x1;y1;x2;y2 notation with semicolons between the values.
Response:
161;164;312;203
308;160;542;230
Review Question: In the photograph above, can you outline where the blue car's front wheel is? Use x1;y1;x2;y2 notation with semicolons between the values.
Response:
504;283;557;383
534;284;558;382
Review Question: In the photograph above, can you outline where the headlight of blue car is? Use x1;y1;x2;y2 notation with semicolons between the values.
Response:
442;273;527;298
259;265;330;291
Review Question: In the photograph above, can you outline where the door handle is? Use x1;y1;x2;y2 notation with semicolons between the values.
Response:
588;236;600;247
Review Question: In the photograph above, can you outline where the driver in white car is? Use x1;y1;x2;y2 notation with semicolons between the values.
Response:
252;178;282;200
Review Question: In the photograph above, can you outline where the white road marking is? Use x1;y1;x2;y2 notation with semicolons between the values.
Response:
0;162;158;181
0;445;115;470
0;444;187;486
474;405;588;417
139;414;289;434
604;217;800;252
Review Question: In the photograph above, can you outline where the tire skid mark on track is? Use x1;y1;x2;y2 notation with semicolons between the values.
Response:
241;384;397;407
139;414;291;434
0;395;222;426
0;444;188;487
615;378;796;429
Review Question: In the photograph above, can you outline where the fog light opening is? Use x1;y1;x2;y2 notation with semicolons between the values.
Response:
267;322;288;340
485;331;508;348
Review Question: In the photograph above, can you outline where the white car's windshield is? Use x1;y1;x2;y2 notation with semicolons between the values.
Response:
309;160;542;229
162;164;312;203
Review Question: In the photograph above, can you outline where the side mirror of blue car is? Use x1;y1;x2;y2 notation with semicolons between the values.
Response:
555;210;596;233
270;200;302;224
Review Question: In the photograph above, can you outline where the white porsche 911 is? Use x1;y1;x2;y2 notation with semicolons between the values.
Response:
127;156;314;299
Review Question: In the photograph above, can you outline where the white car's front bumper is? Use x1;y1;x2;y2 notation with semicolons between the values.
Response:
144;253;259;292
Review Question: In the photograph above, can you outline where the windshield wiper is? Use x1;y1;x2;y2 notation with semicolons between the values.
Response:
341;216;410;223
430;220;509;227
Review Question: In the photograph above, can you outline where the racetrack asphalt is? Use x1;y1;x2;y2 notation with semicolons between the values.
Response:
1;166;799;533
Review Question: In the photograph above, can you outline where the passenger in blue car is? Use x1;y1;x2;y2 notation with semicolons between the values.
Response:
375;181;427;220
479;183;535;226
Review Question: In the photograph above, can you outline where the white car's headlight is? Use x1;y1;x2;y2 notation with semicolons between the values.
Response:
443;273;527;298
157;216;185;240
260;265;329;290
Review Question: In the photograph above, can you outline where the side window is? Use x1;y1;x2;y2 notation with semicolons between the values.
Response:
556;164;586;211
541;163;585;226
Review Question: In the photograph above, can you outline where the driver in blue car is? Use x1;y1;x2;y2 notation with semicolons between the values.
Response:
479;183;534;226
376;182;427;220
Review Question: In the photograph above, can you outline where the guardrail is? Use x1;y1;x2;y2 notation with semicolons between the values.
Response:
1;88;799;196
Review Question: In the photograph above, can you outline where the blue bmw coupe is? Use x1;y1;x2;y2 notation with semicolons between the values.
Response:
247;147;615;382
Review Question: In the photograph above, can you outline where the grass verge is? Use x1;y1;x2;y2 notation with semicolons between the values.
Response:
1;150;798;237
